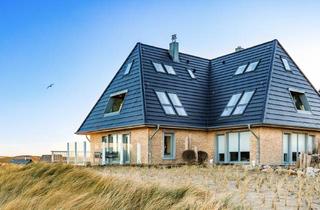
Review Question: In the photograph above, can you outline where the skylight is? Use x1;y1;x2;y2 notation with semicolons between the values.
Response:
245;61;259;72
164;65;176;75
281;58;291;71
168;93;188;116
124;61;133;75
290;91;311;112
156;91;187;116
105;90;127;115
187;69;196;79
153;62;166;73
221;93;242;116
221;90;255;116
233;91;255;115
234;61;259;75
155;91;176;115
234;64;247;75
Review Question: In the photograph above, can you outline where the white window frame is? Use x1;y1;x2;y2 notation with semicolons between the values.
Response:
187;69;196;79
162;132;175;160
164;64;176;75
153;62;166;73
124;61;133;75
217;132;251;163
282;133;316;164
235;64;248;75
221;93;242;116
288;89;311;113
104;90;128;116
155;91;176;115
245;61;259;73
233;91;255;115
281;57;291;71
168;93;188;116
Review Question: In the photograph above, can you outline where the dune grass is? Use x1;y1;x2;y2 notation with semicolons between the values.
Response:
0;163;244;210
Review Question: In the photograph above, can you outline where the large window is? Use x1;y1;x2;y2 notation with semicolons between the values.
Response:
102;134;131;164
228;132;250;162
163;133;175;159
155;91;187;116
105;91;127;115
290;91;311;112
221;90;255;117
217;132;250;163
283;133;316;164
103;134;120;164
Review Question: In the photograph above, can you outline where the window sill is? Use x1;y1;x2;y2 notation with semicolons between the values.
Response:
297;110;312;115
162;157;175;160
104;112;120;117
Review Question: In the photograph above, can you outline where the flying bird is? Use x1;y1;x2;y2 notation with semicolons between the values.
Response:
46;83;54;89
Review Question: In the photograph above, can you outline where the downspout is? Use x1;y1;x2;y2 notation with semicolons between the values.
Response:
248;124;260;166
85;135;91;142
148;124;160;164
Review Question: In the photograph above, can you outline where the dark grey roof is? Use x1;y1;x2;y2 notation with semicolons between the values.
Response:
77;39;320;134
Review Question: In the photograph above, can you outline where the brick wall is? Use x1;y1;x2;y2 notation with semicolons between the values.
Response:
149;128;211;164
86;126;320;165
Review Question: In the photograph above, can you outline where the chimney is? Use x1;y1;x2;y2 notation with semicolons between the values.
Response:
235;46;244;52
169;34;180;62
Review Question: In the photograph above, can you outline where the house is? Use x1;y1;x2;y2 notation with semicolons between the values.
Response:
76;36;320;165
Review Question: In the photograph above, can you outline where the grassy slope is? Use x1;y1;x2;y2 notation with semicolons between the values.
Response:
0;156;40;163
0;164;241;210
0;157;12;163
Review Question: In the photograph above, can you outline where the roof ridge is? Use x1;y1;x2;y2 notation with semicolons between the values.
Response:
262;40;278;123
139;39;278;62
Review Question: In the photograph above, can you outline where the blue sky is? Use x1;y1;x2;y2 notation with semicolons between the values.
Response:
1;0;320;156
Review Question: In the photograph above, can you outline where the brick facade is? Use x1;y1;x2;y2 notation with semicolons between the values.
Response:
87;126;320;165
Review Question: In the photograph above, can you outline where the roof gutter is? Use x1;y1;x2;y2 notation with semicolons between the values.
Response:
148;124;160;164
248;124;260;166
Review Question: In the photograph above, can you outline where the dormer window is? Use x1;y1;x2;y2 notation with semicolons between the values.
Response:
290;91;311;112
187;69;196;79
104;90;127;115
281;58;291;71
124;61;133;75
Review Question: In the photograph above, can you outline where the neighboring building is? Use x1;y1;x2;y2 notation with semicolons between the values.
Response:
76;36;320;165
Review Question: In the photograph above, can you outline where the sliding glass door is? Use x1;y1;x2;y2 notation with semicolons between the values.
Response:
283;133;316;164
